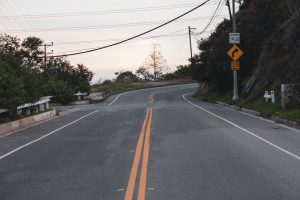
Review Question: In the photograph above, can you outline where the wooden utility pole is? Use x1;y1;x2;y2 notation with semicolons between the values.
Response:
188;26;196;63
41;42;53;68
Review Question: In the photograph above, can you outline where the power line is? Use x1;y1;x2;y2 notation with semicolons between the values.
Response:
54;30;215;54
3;15;227;33
54;33;191;54
7;1;34;30
50;0;212;57
192;32;201;41
17;0;52;42
0;2;19;33
0;1;220;19
207;0;226;33
55;28;189;45
196;0;223;36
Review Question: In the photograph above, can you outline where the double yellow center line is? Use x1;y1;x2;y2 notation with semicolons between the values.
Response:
124;94;154;200
148;93;154;106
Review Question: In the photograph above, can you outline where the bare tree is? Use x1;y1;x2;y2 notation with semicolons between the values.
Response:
141;44;169;81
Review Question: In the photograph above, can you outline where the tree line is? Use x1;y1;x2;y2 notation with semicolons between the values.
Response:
0;34;94;112
111;44;192;83
191;0;300;96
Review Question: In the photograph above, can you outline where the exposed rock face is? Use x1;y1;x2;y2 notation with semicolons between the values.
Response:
242;14;300;95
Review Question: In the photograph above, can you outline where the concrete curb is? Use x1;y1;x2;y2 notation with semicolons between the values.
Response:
270;116;300;129
240;108;261;116
0;110;57;137
215;101;300;130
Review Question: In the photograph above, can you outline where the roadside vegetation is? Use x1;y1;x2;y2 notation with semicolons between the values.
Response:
91;82;146;95
193;92;300;123
0;34;93;119
191;0;300;95
92;44;193;95
189;0;300;124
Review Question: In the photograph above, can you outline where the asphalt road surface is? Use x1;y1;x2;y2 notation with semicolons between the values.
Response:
0;84;300;200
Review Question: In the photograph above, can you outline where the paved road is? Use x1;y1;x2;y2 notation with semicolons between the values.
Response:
0;84;300;200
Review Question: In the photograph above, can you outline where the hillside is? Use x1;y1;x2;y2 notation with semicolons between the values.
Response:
192;0;300;97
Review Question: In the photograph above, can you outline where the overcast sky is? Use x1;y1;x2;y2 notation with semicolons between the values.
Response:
0;0;229;83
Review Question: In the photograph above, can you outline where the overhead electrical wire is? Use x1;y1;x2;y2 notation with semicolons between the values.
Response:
0;1;220;19
55;28;189;45
55;33;190;54
17;0;52;42
192;2;224;41
0;2;19;33
207;0;226;32
50;0;212;57
196;0;223;36
192;32;200;41
54;29;215;54
3;15;227;33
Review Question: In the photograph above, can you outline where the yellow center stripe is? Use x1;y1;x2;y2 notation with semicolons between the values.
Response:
124;108;150;200
138;108;153;200
124;93;155;200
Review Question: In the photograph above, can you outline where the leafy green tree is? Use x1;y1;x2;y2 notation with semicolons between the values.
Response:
191;19;232;93
190;0;291;94
42;77;74;104
74;64;94;92
136;66;153;81
21;36;44;69
174;65;192;78
0;57;27;112
0;34;94;110
115;71;138;83
44;58;94;93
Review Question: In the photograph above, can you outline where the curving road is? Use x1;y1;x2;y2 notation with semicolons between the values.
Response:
0;84;300;200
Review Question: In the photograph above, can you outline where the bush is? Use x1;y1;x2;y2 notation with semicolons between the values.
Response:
102;79;113;85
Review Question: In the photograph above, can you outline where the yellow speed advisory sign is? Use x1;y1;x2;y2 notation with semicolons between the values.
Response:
227;44;244;61
231;61;240;71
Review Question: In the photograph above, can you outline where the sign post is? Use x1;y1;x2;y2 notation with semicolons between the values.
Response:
230;0;240;100
227;43;244;100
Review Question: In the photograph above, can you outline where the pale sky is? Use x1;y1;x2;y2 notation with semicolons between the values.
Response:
0;0;229;83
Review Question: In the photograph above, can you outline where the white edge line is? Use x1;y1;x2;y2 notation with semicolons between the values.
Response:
215;103;300;134
108;93;122;106
108;83;198;106
0;109;100;160
183;93;300;161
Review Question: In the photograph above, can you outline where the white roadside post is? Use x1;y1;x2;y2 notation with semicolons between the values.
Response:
264;91;276;104
271;91;276;103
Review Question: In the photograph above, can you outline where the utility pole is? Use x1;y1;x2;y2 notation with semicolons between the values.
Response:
41;42;53;68
232;0;239;100
226;0;233;23
188;26;196;64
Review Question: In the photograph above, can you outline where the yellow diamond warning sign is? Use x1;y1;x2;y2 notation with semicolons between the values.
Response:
227;44;244;61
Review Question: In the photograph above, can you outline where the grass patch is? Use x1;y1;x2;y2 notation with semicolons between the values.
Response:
193;92;300;123
91;79;194;95
279;108;300;123
91;82;146;94
0;117;14;124
241;99;281;118
193;93;232;103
